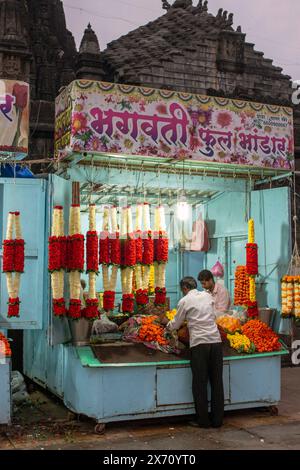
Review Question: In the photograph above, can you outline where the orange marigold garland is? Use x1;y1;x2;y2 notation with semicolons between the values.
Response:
0;332;11;358
241;319;281;353
234;266;250;306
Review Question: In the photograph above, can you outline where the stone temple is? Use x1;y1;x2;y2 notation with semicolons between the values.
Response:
0;0;299;165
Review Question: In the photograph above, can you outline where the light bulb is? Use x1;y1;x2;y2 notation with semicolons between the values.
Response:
176;196;190;221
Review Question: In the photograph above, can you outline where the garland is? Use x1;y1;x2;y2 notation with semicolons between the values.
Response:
246;219;258;318
50;206;66;317
100;206;119;312
0;332;12;357
234;266;250;306
154;287;167;306
121;207;135;313
3;212;24;317
86;232;99;273
68;205;83;319
103;290;115;311
154;206;168;306
68;234;85;271
246;243;258;276
122;293;135;313
85;204;99;319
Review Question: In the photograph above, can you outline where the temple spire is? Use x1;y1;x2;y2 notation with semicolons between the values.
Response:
76;23;104;80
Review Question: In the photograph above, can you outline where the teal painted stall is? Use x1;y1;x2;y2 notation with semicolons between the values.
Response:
0;167;290;427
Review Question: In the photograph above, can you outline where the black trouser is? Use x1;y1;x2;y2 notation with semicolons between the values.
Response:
190;342;224;426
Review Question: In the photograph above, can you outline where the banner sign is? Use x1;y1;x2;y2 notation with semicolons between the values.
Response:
0;80;29;158
55;80;294;169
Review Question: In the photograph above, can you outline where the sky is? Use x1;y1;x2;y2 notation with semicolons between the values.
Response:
62;0;300;80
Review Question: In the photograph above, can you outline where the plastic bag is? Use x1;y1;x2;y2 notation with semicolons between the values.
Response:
211;261;224;278
92;313;118;335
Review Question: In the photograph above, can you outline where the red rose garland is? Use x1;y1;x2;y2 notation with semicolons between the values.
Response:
154;231;169;263
49;206;66;317
246;243;258;276
124;235;136;267
85;298;99;319
99;231;110;265
142;232;154;265
135;231;143;264
3;212;25;317
86;231;99;272
122;293;135;313
136;289;149;305
68;205;84;319
247;301;259;318
68;234;84;271
3;240;15;272
53;298;66;317
103;290;115;311
155;287;167;306
110;234;121;265
69;299;82;319
8;297;20;318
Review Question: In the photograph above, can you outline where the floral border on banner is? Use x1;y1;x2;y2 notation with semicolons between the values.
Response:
55;80;294;169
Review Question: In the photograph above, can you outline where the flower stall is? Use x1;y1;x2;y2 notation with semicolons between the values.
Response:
0;80;30;425
0;79;293;431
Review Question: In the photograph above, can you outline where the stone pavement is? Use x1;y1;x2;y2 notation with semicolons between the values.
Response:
0;367;299;450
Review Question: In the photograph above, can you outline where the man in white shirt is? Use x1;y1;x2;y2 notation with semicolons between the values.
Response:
161;276;224;428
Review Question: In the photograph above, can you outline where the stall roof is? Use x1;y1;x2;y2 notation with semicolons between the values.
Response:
80;181;218;208
57;152;293;182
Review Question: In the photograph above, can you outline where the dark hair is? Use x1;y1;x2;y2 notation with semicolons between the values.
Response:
180;276;197;290
80;279;87;290
198;270;214;282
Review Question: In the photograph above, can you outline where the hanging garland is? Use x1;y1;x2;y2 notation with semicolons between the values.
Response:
246;219;258;318
49;206;66;316
121;207;135;313
68;205;84;319
99;206;110;265
154;206;168;306
101;206;119;312
234;266;250;306
85;204;99;319
3;212;25;317
246;244;258;276
134;204;148;306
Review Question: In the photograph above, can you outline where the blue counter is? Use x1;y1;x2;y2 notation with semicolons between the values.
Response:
0;359;11;425
60;345;288;425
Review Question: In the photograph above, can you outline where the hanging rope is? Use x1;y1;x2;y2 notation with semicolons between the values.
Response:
288;172;300;275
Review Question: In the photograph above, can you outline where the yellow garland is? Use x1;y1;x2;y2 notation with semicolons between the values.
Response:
248;218;255;243
249;276;256;302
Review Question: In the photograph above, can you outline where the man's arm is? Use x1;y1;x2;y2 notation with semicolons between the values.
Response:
215;287;231;314
166;300;187;331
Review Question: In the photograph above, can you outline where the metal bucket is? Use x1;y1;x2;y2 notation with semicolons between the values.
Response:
258;308;275;327
69;318;92;346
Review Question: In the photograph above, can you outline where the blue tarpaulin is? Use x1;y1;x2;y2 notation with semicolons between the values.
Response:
0;164;34;178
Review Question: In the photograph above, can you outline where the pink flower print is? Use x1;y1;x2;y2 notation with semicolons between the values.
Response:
88;136;101;151
72;113;88;135
217;111;232;128
156;103;168;115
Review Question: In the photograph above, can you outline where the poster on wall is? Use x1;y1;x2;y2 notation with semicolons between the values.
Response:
0;80;29;158
55;80;294;169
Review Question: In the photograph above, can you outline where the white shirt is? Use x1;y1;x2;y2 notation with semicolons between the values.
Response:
167;289;221;348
